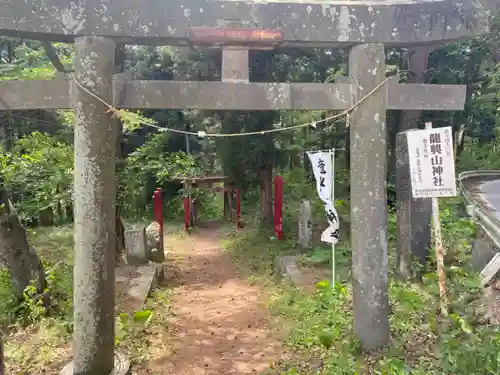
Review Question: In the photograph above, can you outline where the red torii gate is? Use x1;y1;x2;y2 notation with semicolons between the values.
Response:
173;176;242;231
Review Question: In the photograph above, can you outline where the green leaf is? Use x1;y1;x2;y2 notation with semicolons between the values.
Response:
132;309;153;326
318;329;334;348
315;280;330;290
119;313;129;323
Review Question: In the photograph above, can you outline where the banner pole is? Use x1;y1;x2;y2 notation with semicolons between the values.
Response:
331;148;336;288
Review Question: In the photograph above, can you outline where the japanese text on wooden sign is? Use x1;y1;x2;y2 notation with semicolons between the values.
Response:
407;126;457;198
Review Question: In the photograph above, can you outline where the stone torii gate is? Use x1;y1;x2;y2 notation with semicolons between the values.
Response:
0;0;496;373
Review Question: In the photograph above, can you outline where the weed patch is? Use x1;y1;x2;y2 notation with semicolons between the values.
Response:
224;199;500;375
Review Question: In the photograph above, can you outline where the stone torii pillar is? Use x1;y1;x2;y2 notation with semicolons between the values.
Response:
72;36;117;375
349;43;389;349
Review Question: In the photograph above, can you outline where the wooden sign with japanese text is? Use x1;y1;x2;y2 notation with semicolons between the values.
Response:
407;126;457;198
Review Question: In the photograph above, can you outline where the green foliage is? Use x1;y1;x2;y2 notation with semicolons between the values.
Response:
116;310;154;345
119;110;159;132
118;132;198;214
0;39;73;80
0;227;73;329
0;132;73;220
457;139;500;171
224;194;500;375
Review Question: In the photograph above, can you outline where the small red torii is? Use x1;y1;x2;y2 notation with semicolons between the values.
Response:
172;176;241;231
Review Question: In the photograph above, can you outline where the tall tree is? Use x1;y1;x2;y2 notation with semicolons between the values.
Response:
0;177;46;297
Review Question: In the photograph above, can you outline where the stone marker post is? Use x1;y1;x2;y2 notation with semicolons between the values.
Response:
395;130;432;278
124;225;148;264
298;200;312;249
349;43;390;350
73;36;117;375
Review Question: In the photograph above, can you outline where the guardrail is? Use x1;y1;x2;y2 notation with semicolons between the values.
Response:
458;170;500;286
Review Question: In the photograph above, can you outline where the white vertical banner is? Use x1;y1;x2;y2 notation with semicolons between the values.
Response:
307;151;340;245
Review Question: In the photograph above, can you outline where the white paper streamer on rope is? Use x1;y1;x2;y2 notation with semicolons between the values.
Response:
307;151;340;245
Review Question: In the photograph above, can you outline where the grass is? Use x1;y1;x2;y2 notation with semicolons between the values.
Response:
116;287;175;367
1;223;178;375
223;196;500;375
1;165;499;374
3;225;74;374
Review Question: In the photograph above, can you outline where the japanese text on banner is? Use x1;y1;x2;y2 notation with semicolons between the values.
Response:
407;126;457;198
307;151;340;244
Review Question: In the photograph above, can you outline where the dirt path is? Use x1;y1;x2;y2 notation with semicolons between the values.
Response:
153;226;283;375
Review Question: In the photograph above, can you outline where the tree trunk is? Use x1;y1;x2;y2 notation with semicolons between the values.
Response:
114;205;126;264
0;334;3;375
66;203;74;221
455;124;466;159
258;167;273;225
114;44;127;265
387;111;401;183
223;183;233;219
0;185;46;296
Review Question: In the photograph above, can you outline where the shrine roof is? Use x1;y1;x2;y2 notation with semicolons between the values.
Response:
0;0;497;46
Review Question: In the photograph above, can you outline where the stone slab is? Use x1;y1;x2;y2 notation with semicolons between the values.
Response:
0;0;495;46
125;264;163;312
60;351;130;375
124;225;148;265
298;200;312;249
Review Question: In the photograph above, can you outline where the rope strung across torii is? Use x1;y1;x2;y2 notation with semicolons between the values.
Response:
71;74;390;138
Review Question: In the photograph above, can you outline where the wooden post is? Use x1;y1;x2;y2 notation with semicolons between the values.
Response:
73;36;117;374
274;176;284;240
153;188;164;252
349;43;389;350
183;196;190;232
236;188;241;228
0;334;3;375
425;122;448;316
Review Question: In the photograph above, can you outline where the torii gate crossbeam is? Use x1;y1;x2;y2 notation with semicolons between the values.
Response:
0;0;495;46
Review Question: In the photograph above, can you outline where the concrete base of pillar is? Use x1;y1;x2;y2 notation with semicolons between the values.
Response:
60;352;130;375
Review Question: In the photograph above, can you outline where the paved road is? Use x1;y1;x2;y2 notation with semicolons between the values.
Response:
467;177;500;221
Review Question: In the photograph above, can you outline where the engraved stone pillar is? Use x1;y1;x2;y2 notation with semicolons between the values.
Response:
73;36;117;375
298;200;312;249
396;130;432;279
349;43;389;350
